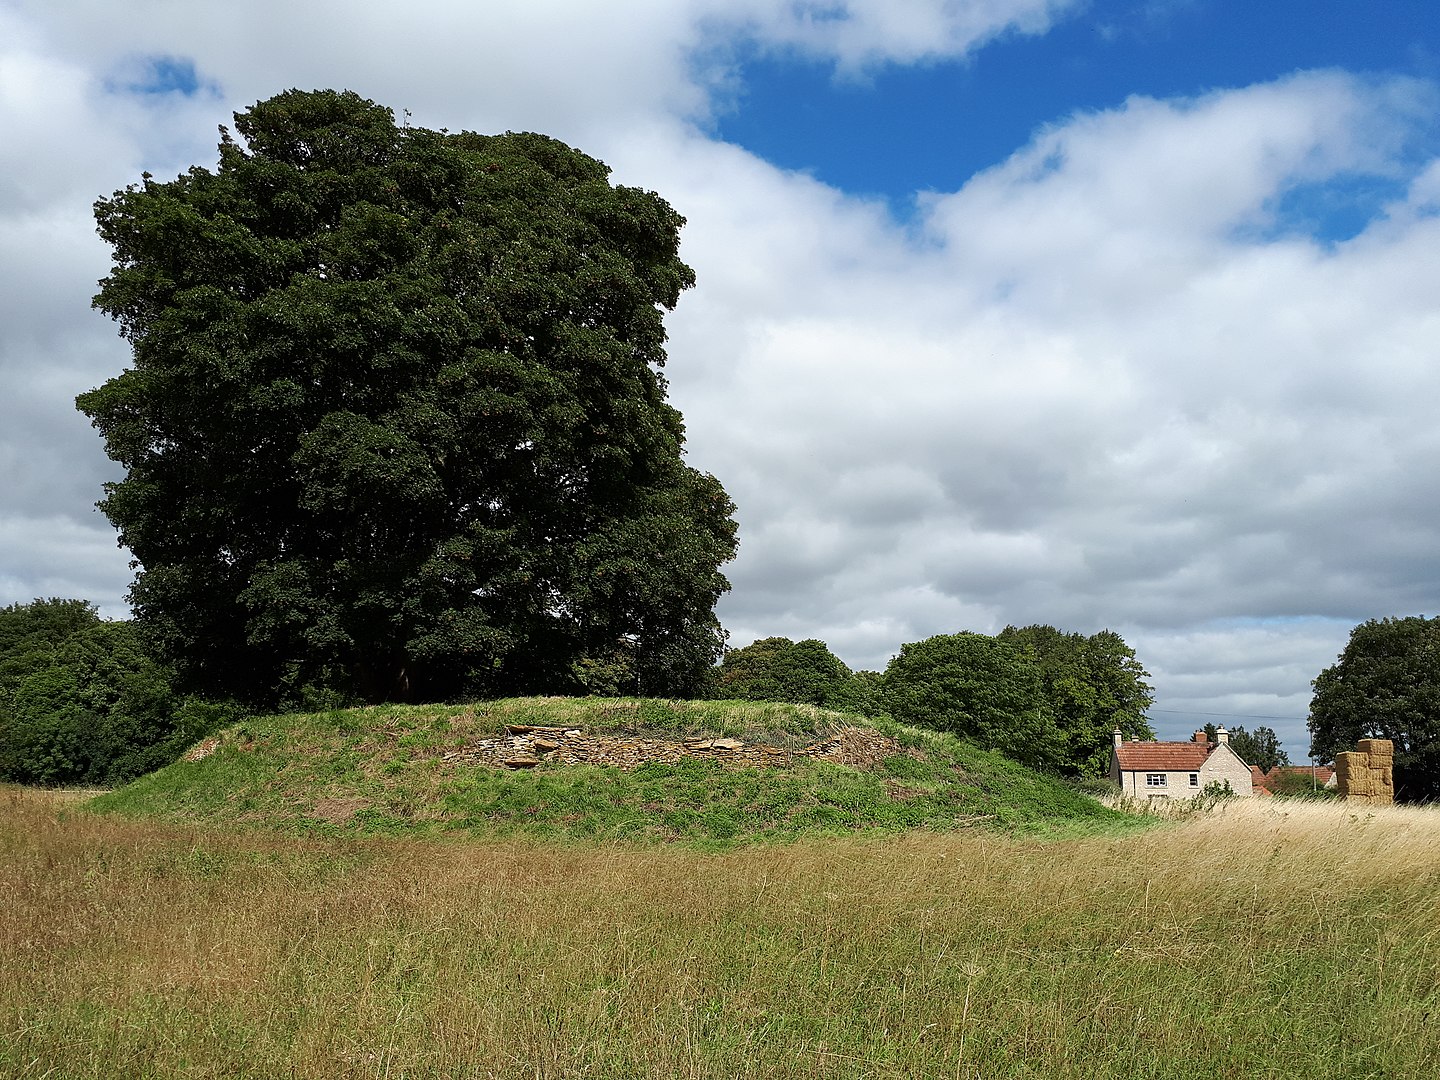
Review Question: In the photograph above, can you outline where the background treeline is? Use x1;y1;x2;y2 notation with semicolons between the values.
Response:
10;591;1437;800
0;599;237;786
1;598;1154;786
708;625;1156;779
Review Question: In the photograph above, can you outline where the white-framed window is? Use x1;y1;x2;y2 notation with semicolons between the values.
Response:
1189;773;1199;787
1145;773;1167;787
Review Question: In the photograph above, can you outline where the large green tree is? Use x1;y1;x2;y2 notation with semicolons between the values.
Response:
1309;615;1440;802
883;632;1064;772
78;90;737;707
997;625;1155;777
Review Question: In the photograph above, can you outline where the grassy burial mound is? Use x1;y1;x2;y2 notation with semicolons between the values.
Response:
86;698;1127;842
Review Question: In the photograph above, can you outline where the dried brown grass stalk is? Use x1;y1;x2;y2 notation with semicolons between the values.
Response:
3;786;1438;1078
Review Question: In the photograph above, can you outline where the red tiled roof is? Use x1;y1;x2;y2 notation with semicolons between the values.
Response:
1114;741;1213;771
1270;765;1333;782
1255;765;1334;792
1247;765;1277;796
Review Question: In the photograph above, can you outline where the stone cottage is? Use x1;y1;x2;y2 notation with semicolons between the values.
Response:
1109;726;1255;798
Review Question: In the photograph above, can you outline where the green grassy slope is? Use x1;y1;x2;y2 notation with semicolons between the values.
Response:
86;698;1133;843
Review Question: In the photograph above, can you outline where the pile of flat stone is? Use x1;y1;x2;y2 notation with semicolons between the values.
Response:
439;723;905;771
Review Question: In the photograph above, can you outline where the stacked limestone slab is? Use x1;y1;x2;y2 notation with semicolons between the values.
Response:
1335;738;1395;805
439;724;907;771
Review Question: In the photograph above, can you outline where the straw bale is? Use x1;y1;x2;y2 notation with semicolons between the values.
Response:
1334;752;1358;776
1358;738;1394;762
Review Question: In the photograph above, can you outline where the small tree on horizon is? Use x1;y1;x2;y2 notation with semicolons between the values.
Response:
710;637;853;707
1203;722;1289;772
883;631;1065;773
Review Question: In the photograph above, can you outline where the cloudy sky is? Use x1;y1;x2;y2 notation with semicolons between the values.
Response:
3;0;1439;758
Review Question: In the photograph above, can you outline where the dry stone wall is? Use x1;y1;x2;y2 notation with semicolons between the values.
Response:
1335;738;1394;805
440;724;907;771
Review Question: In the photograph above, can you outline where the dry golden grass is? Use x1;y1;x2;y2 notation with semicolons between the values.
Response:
3;787;1438;1078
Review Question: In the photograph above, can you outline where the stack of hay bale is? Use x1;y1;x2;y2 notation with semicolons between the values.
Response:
1335;751;1371;801
1335;738;1395;805
1360;738;1395;804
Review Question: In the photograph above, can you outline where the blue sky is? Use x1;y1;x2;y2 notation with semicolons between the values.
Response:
4;0;1440;762
718;0;1440;229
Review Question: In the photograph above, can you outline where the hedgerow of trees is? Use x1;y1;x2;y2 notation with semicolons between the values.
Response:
881;626;1154;776
711;624;1155;777
709;637;884;713
4;596;1157;785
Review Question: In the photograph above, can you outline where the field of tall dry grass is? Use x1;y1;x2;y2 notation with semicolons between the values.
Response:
3;787;1438;1078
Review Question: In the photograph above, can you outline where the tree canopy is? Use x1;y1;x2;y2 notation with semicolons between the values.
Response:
710;637;852;707
78;89;737;707
1309;615;1440;802
883;632;1064;773
879;626;1154;775
997;625;1155;777
706;636;883;714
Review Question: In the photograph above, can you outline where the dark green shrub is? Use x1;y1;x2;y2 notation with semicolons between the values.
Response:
0;600;241;786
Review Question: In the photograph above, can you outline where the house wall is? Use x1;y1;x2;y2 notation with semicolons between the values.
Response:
1199;745;1255;796
1115;768;1205;799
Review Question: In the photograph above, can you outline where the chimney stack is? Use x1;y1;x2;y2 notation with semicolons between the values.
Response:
1112;727;1123;749
1216;725;1229;745
1193;730;1208;744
